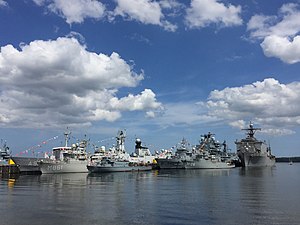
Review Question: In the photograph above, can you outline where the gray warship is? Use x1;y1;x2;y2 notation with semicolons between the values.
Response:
87;130;152;173
10;156;43;173
156;134;235;169
38;131;89;174
155;138;194;169
8;140;47;173
235;122;275;167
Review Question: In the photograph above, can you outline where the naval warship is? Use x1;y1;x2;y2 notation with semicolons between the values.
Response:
10;156;43;173
235;122;275;167
155;138;194;169
156;134;235;169
38;131;89;174
87;130;152;173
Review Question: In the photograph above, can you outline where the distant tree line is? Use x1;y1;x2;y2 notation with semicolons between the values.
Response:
276;157;300;162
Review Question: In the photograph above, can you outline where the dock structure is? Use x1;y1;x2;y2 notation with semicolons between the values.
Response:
0;164;20;176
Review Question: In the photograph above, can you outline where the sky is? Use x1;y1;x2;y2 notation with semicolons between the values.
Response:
1;0;300;157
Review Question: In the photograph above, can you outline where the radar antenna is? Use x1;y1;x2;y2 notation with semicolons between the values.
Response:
242;122;261;138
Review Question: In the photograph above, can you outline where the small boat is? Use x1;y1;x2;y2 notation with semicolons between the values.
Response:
89;145;106;164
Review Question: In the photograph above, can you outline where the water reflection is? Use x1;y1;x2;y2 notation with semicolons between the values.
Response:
1;172;20;180
155;168;233;177
40;172;88;186
237;166;286;225
87;170;153;183
1;165;300;225
239;166;276;177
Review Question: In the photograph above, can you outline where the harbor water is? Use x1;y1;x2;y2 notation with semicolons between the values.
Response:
1;163;300;225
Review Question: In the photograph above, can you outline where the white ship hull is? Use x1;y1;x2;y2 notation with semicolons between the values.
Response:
238;153;275;167
38;160;88;174
130;155;155;164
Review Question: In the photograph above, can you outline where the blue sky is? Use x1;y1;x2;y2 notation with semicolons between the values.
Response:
1;0;300;157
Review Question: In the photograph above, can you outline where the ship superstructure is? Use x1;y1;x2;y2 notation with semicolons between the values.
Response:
235;122;275;167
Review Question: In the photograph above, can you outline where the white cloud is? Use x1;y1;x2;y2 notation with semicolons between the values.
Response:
248;3;300;39
159;0;185;18
159;0;183;10
31;0;247;31
145;110;155;118
202;78;300;135
33;0;106;24
185;0;242;29
247;15;276;39
113;0;177;31
109;89;162;111
247;3;300;64
0;0;7;7
33;0;178;31
228;120;246;129
261;128;295;136
32;0;45;6
261;35;300;64
0;37;162;128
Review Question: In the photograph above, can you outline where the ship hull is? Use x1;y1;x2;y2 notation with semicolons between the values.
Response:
87;165;152;173
157;158;235;169
156;158;186;169
238;153;276;167
38;160;88;174
11;157;42;173
191;158;235;169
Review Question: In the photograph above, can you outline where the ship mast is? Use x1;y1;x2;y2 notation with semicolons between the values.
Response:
242;122;261;138
64;128;71;147
116;130;126;153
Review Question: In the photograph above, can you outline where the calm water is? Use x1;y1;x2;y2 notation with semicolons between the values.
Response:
1;163;300;225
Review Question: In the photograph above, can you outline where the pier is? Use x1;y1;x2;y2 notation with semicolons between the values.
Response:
0;165;20;176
